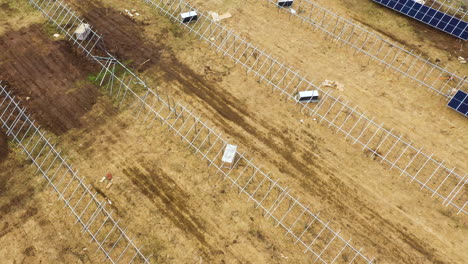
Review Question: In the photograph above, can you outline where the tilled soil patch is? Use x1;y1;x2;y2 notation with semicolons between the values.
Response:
0;24;100;135
0;132;7;163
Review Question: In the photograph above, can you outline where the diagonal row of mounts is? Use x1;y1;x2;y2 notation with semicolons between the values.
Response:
141;0;467;214
0;82;152;263
268;0;467;98
25;0;379;262
4;0;464;262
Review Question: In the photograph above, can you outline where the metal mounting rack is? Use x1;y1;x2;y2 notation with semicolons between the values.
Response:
0;82;152;264
27;0;378;262
267;0;466;96
141;0;467;215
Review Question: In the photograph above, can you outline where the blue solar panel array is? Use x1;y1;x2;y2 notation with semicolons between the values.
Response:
373;0;468;40
448;90;468;116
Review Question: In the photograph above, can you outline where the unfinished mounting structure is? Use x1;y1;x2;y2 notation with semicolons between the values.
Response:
267;0;467;97
141;0;467;215
428;0;468;18
28;0;378;262
96;56;377;264
0;82;152;263
373;0;467;40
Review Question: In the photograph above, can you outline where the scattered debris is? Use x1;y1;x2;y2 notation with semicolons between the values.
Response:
107;198;113;205
210;12;219;21
53;33;60;38
300;119;304;123
458;56;466;64
25;96;31;101
321;80;344;91
209;11;232;22
100;173;113;188
83;248;87;251
449;88;458;97
219;12;232;20
322;80;334;87
280;253;289;259
336;82;345;91
290;8;297;14
138;58;151;68
124;9;140;17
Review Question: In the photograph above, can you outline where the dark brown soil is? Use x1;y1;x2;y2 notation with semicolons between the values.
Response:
0;133;8;163
0;3;13;13
81;5;160;72
0;24;100;135
123;164;214;259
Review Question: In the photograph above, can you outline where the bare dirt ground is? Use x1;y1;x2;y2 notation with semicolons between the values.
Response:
0;133;8;162
180;0;468;171
1;0;467;263
0;1;44;35
67;0;468;262
0;153;99;264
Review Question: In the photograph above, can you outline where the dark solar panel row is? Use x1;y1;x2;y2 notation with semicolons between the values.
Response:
373;0;468;40
448;90;468;116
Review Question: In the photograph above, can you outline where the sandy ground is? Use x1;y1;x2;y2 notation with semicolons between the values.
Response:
0;0;467;263
179;0;468;171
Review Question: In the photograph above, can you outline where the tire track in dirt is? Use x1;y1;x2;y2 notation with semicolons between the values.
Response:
150;38;448;263
156;38;449;264
160;53;327;176
0;205;39;239
0;161;40;240
62;3;452;263
122;163;217;260
0;126;42;240
70;3;327;183
0;144;38;228
0;188;36;224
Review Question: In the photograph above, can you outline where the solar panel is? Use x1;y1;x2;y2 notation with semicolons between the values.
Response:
373;0;468;40
448;90;468;116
